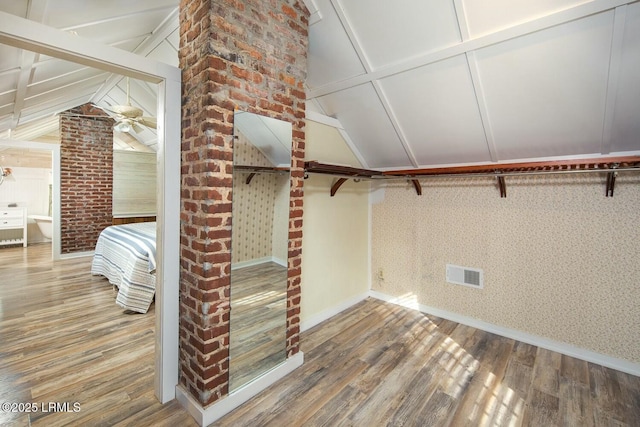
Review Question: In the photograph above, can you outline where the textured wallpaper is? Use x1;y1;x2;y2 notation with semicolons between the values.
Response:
371;173;640;363
232;132;289;264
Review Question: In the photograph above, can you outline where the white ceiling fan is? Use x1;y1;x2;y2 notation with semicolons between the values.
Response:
105;77;157;133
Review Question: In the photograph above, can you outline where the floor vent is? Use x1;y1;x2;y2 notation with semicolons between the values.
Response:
446;264;484;289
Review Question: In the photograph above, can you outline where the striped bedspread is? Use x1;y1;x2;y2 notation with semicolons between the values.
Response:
91;222;157;313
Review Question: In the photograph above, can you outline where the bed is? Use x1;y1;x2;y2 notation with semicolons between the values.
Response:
91;221;157;314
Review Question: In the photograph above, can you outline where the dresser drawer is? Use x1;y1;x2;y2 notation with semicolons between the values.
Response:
0;218;24;227
0;209;23;220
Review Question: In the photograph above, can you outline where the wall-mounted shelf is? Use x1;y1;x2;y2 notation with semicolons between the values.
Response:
304;156;640;198
234;165;290;184
304;161;422;197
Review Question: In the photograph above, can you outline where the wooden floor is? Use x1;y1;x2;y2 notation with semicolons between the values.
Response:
2;244;639;426
216;299;640;426
0;243;197;427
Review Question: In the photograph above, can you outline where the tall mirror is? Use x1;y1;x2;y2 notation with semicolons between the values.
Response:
229;111;291;391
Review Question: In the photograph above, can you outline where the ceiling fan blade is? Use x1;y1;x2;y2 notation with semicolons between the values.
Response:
109;104;143;118
131;122;145;133
139;116;157;129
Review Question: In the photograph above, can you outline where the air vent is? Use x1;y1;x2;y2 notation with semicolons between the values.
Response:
446;264;484;289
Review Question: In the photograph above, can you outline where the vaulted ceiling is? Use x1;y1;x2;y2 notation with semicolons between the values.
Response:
1;0;639;169
306;0;640;169
0;0;179;152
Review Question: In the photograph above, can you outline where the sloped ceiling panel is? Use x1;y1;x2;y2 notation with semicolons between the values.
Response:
306;0;366;88
462;0;592;37
29;62;101;91
337;0;461;69
22;89;94;120
610;2;640;152
43;0;176;28
146;37;179;67
475;11;613;160
318;83;409;168
379;55;491;166
0;45;20;92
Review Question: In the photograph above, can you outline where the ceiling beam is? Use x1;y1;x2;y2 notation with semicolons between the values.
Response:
0;11;175;82
9;0;49;130
330;0;420;167
370;81;419;167
329;0;371;73
464;52;498;162
11;51;36;129
453;0;470;41
453;0;498;163
308;0;637;100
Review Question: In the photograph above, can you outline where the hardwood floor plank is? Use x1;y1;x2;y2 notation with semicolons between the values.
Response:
449;335;515;426
268;356;369;426
614;367;640;424
560;353;590;385
300;299;380;351
588;362;626;419
302;384;368;426
522;388;560;427
559;377;595;427
531;347;562;397
417;388;459;426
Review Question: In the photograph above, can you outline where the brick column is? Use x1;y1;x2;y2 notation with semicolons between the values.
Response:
179;0;308;406
59;103;113;254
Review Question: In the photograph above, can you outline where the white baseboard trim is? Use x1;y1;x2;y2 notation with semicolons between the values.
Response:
301;291;369;332
58;250;94;259
231;256;286;270
176;352;304;426
272;256;287;268
369;290;640;377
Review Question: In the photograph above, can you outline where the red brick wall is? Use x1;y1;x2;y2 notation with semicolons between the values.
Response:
179;0;308;406
59;103;114;254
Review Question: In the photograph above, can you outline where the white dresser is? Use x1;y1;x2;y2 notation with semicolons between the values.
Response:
0;207;27;247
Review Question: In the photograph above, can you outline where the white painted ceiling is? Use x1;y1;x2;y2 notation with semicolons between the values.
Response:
1;0;639;170
306;0;640;169
0;0;180;152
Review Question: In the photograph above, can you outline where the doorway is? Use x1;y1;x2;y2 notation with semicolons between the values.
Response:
0;15;181;403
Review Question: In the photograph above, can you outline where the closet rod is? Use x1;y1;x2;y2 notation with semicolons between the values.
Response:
381;167;640;180
305;166;640;182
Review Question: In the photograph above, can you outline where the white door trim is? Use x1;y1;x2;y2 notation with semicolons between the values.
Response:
0;11;182;404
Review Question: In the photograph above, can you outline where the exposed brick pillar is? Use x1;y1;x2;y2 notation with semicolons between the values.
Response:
179;0;308;406
59;103;113;254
